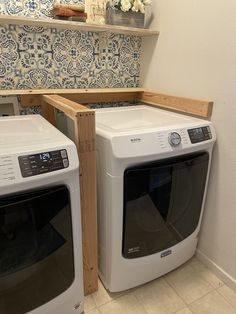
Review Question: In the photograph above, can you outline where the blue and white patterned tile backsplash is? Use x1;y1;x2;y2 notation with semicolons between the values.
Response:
0;0;142;90
0;24;141;89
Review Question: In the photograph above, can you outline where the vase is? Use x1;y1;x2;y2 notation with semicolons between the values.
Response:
106;7;144;28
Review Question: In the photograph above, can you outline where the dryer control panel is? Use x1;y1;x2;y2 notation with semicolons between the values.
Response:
18;149;69;177
188;126;212;144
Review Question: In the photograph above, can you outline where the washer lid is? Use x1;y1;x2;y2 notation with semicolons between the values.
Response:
0;115;72;155
95;105;203;133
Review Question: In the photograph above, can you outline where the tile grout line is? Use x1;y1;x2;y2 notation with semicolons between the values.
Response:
164;275;218;307
163;276;190;308
96;306;102;314
186;286;229;308
172;306;194;314
91;279;128;308
215;286;236;312
95;291;148;314
90;261;234;313
131;293;149;314
163;261;225;307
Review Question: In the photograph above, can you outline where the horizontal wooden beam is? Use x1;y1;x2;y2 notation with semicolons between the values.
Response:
60;91;142;105
7;88;144;107
139;90;213;118
42;95;91;119
1;87;213;118
0;87;145;96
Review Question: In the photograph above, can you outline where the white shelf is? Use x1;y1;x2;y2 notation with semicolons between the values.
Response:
0;14;159;37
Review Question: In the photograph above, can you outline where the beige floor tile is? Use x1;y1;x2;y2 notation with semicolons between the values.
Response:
189;290;236;314
86;309;100;314
188;257;224;288
92;280;113;307
165;262;214;304
98;294;146;314
92;279;125;307
175;308;193;314
84;294;97;313
218;285;236;310
132;277;185;314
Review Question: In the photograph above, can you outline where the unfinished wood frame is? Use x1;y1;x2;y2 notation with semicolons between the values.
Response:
41;94;98;296
15;88;213;118
138;90;213;118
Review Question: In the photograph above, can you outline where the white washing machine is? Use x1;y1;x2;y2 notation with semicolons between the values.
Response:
95;105;216;292
0;115;84;314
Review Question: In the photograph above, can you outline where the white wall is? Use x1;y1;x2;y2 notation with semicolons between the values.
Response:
141;0;236;286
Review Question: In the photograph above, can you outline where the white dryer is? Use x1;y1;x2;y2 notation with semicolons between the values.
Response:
0;115;84;314
95;105;216;292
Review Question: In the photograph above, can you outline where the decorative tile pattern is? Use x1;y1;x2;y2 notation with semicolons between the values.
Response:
0;28;19;78
20;106;41;115
5;0;54;18
4;0;84;18
53;30;94;77
87;101;138;109
0;24;141;90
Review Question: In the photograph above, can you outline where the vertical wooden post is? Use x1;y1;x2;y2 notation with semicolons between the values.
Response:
41;97;56;126
41;95;98;295
75;111;98;295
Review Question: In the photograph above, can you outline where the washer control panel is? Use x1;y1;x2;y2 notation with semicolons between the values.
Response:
188;126;212;144
18;149;69;178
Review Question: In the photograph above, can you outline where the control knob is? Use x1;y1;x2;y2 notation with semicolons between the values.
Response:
168;132;182;147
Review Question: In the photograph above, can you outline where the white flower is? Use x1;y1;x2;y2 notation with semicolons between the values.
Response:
132;0;140;12
139;2;145;13
109;0;121;8
109;0;151;12
120;0;132;12
143;0;151;5
110;0;120;6
132;0;145;13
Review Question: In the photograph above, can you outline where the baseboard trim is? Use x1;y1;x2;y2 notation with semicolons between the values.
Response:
196;249;236;291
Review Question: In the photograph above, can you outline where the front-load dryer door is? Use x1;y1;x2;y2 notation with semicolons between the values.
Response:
123;152;209;259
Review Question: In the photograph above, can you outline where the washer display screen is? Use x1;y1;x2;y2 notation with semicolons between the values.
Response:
188;127;212;144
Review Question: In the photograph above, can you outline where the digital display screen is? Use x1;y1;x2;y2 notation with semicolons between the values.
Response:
39;152;51;161
194;128;204;137
188;126;212;144
19;149;69;178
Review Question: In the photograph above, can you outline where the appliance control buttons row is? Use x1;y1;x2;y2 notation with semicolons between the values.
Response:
18;149;69;178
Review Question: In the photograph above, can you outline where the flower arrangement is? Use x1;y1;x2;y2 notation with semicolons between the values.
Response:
108;0;152;14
